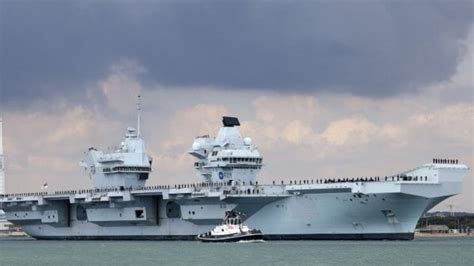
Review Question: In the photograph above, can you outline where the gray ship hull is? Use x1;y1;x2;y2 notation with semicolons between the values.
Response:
1;163;468;240
7;190;448;241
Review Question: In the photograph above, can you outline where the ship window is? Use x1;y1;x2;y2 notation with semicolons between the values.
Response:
166;202;181;218
135;210;144;219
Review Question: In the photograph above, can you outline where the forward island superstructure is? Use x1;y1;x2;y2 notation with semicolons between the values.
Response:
0;103;469;240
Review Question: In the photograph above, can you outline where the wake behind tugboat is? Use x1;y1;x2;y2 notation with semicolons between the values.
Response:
237;239;265;243
197;211;264;243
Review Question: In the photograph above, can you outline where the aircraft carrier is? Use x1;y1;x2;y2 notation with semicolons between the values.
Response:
0;102;469;240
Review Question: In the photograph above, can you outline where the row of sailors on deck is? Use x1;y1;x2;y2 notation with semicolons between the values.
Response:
433;158;458;164
2;175;432;198
283;175;428;185
286;177;381;185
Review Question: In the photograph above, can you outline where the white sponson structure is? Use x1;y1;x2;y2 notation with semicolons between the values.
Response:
0;114;469;240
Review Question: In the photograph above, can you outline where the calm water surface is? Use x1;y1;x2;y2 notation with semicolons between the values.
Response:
1;237;473;266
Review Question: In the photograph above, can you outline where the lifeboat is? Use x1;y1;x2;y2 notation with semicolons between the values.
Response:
197;210;263;243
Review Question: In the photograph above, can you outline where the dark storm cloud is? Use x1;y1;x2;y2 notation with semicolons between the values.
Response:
1;0;472;107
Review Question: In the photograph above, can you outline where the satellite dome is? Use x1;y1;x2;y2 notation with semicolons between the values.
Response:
243;137;252;146
192;142;201;150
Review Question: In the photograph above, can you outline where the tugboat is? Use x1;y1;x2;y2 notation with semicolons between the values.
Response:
197;211;264;243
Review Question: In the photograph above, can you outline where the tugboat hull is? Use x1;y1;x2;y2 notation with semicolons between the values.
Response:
197;231;264;243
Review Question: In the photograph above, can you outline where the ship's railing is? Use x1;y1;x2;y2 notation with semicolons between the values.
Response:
281;175;429;185
0;173;433;200
0;191;48;199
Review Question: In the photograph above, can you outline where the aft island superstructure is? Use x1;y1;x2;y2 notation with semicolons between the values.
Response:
0;103;469;240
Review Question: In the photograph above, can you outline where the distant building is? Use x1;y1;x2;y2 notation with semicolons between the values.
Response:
417;225;450;234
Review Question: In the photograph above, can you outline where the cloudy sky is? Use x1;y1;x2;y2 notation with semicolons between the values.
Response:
0;1;472;212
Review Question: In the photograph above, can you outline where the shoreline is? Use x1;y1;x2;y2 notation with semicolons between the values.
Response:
415;232;473;238
1;234;473;240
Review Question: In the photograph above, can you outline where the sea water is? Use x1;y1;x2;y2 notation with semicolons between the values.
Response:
0;237;472;266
